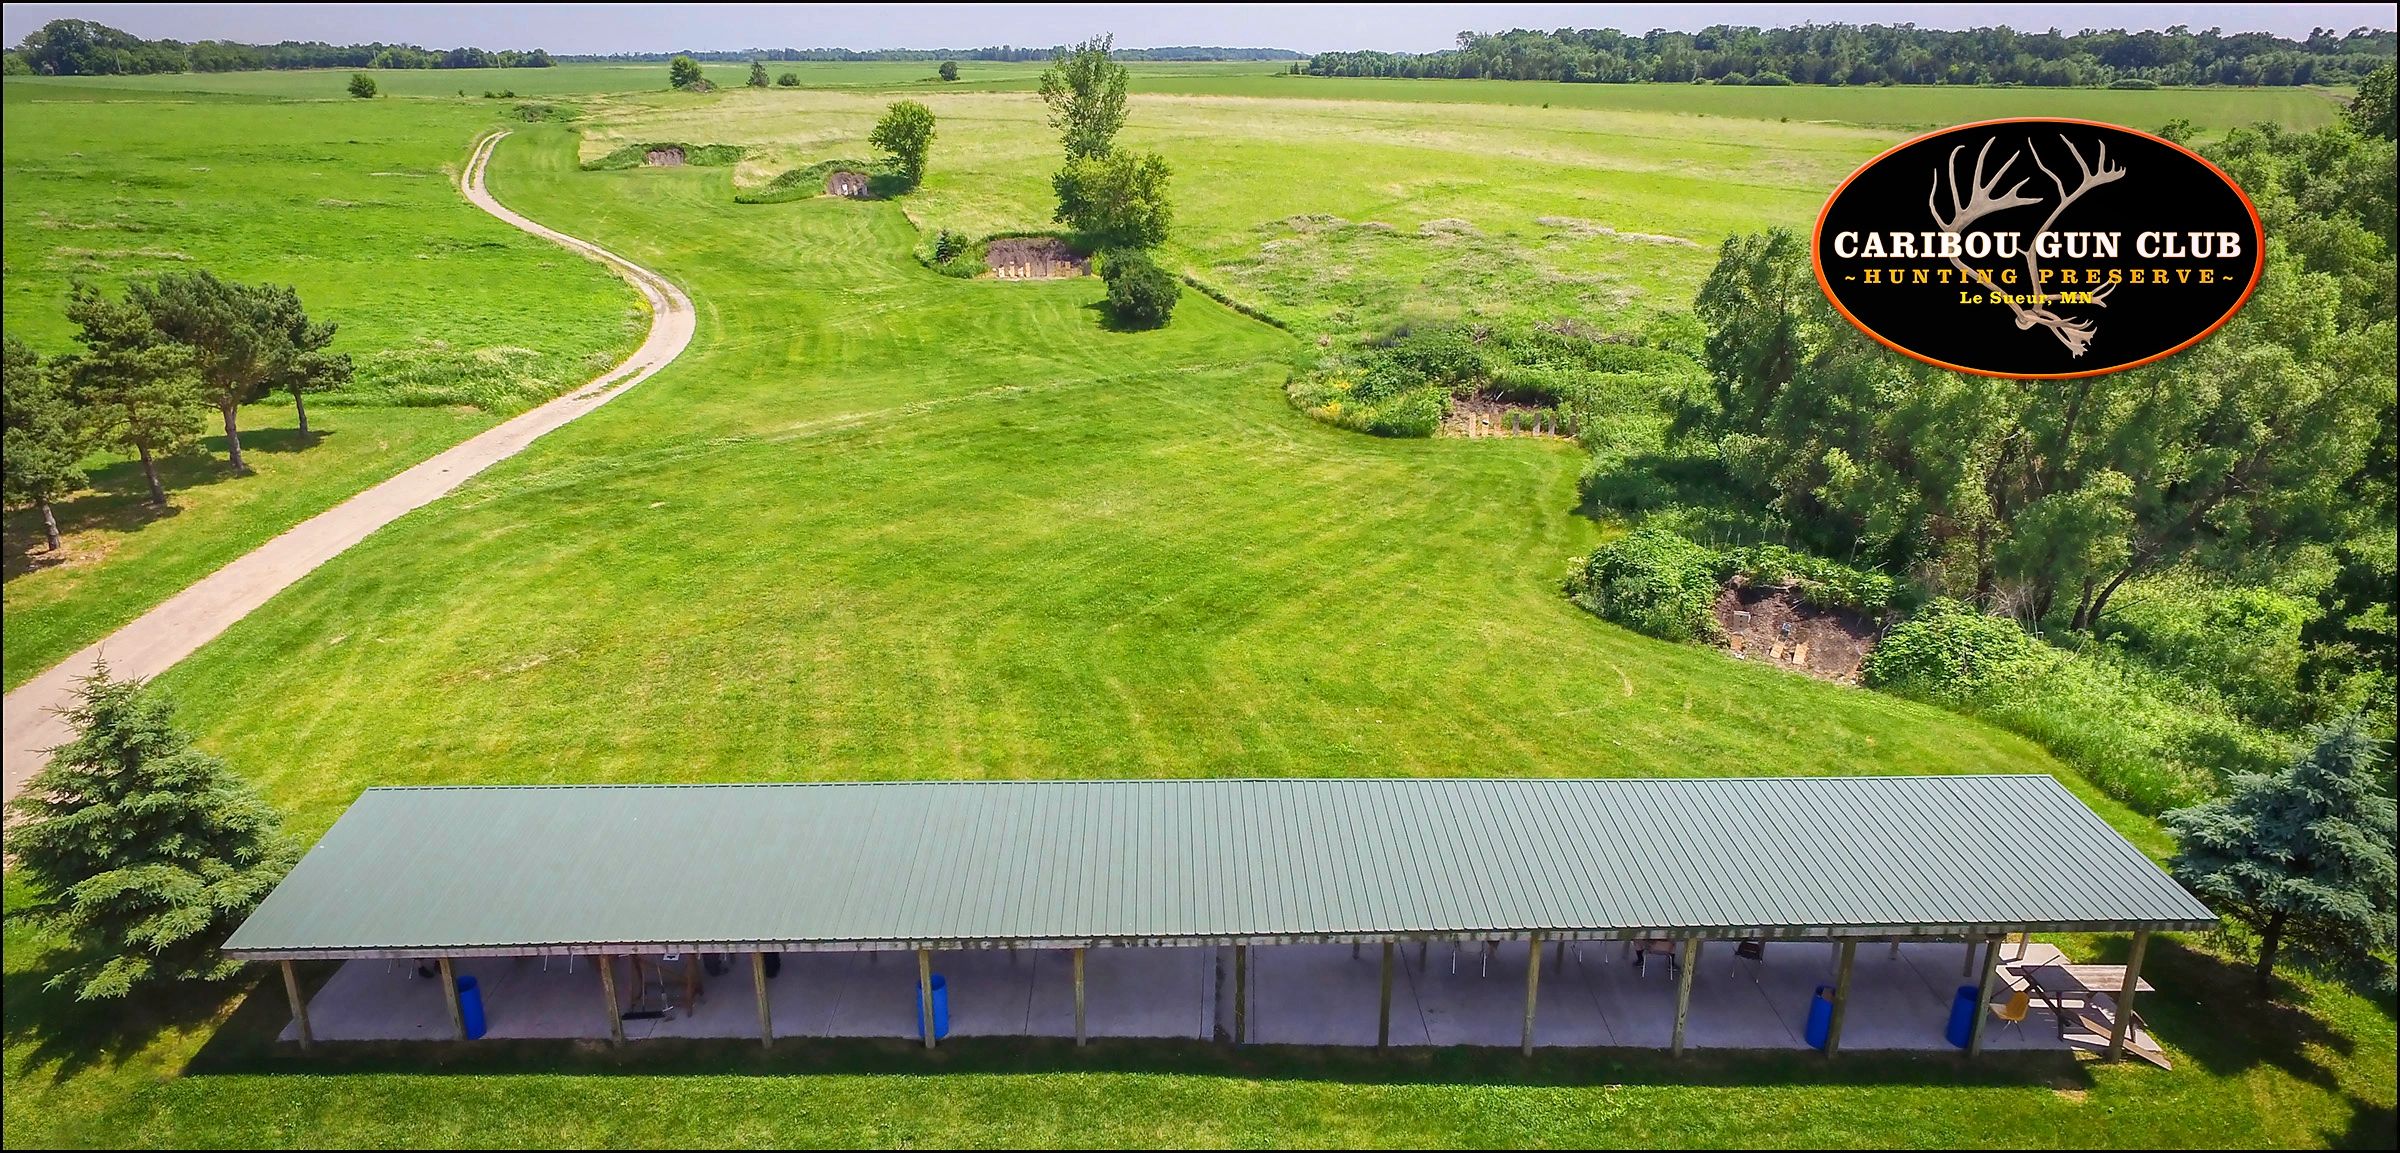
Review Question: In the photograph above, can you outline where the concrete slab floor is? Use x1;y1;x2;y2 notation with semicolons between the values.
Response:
285;940;2102;1055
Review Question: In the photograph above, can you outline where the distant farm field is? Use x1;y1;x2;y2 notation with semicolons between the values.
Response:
3;64;2387;1150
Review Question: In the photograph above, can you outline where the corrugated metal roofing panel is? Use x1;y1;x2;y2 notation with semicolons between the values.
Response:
222;776;2217;957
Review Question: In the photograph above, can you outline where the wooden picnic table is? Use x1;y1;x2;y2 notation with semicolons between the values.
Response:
2020;963;2155;996
2017;963;2154;1040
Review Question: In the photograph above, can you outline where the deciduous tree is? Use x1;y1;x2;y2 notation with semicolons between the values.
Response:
6;664;296;1000
869;100;936;189
668;55;704;90
1037;35;1129;160
747;60;768;88
1053;149;1172;250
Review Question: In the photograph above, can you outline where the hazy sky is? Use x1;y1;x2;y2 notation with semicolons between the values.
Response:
4;3;2392;55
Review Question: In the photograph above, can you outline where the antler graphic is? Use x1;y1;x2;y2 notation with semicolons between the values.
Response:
1926;136;2128;358
2014;135;2127;354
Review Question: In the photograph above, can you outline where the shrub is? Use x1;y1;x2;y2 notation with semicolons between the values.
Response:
1100;249;1179;328
1563;527;1726;644
1718;72;1749;86
776;71;799;87
1861;599;2277;814
584;142;746;171
2108;77;2162;89
1749;71;1794;86
2101;576;2311;727
347;72;375;99
1717;543;1901;613
733;158;877;204
938;60;959;82
747;61;769;88
1861;598;2043;701
669;55;705;90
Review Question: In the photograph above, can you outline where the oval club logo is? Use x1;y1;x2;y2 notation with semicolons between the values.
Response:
1813;118;2263;380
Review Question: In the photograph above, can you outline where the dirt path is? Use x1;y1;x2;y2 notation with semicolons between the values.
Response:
1;131;695;806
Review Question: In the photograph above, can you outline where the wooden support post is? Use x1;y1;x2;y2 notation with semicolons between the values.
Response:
1670;935;1698;1057
1554;938;1566;968
280;960;312;1050
1825;940;1858;1057
918;948;936;1050
437;957;464;1041
2015;929;2031;960
751;951;772;1049
1889;937;1901;959
599;954;623;1046
2106;929;2151;1063
683;951;700;1009
1233;944;1248;1045
1377;943;1394;1049
1073;948;1087;1047
1418;941;1427;971
1968;934;2004;1057
1521;932;1545;1056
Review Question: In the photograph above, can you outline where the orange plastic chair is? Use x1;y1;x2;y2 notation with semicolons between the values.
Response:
1990;989;2032;1037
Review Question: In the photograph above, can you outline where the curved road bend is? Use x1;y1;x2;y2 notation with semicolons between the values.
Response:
2;130;696;805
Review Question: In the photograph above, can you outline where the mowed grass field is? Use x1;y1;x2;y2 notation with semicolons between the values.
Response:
0;84;644;689
3;67;2389;1148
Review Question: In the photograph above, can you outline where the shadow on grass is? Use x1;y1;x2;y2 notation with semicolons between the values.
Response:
177;961;2099;1091
0;938;245;1082
1081;300;1166;334
2;425;332;581
2082;933;2353;1089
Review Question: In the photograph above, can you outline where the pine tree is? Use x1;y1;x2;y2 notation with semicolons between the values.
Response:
58;282;204;506
2;335;87;551
6;664;296;1000
2166;721;2398;995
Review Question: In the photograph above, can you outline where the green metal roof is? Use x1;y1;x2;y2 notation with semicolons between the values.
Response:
223;776;2213;959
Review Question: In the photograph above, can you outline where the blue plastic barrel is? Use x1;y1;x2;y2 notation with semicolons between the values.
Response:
916;973;950;1040
1804;984;1834;1049
1945;984;1978;1048
455;973;488;1040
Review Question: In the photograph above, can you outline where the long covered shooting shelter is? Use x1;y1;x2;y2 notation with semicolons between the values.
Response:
227;776;2212;1060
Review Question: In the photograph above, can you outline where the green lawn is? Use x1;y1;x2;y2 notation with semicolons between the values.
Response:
2;72;2389;1148
1;84;644;688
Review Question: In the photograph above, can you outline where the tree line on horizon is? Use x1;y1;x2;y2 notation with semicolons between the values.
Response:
1304;23;2395;87
574;45;1302;64
3;17;553;77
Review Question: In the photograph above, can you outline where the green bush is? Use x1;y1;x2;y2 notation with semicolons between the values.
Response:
1749;71;1794;86
927;229;985;278
1563;527;1726;644
1100;249;1179;328
583;142;746;171
776;72;800;87
732;158;876;204
347;73;375;99
1864;599;2285;813
2108;77;2162;89
1718;72;1749;86
1861;599;2043;700
1718;544;1901;613
2100;575;2311;727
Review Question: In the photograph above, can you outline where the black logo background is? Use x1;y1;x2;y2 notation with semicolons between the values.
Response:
1814;119;2262;379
